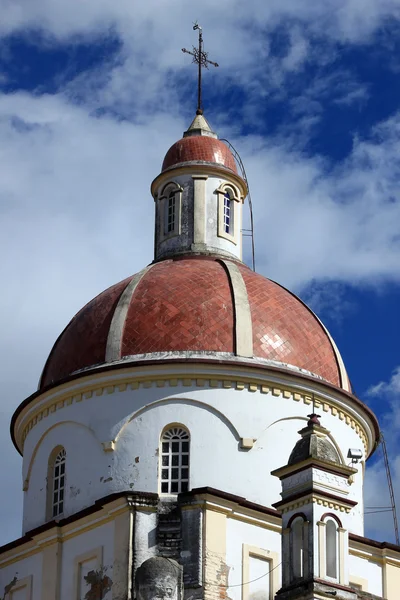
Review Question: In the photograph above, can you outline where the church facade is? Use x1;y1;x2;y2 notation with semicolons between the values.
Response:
1;112;399;600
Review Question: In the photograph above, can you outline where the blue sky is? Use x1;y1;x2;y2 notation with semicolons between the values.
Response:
0;0;400;545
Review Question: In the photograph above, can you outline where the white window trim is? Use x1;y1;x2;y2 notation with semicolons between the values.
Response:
318;519;345;584
52;448;66;518
242;544;279;600
46;445;66;521
159;182;182;241
216;184;240;243
4;575;32;600
325;519;339;580
290;517;306;580
159;425;190;495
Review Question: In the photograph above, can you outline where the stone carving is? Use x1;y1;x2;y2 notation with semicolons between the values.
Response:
136;557;183;600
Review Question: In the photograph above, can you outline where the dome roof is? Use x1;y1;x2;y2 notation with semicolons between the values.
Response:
288;415;341;466
40;257;349;391
162;136;238;174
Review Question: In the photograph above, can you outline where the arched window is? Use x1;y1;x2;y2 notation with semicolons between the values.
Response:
287;514;306;581
223;191;232;234
47;447;66;519
165;190;176;235
326;519;338;579
160;426;190;494
217;184;239;241
159;182;182;240
291;518;304;579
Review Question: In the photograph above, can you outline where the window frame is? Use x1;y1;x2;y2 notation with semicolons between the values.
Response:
216;183;240;243
291;516;305;580
159;425;190;495
318;513;343;583
242;544;280;600
159;182;182;241
325;519;339;580
46;445;66;521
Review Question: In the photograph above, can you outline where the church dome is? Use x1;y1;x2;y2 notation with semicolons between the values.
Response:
39;256;349;391
161;112;238;174
162;136;238;174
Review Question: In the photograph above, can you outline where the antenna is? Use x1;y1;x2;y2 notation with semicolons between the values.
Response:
365;433;399;544
220;138;256;272
380;432;399;545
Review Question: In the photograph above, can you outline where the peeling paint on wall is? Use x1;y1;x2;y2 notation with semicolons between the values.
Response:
1;575;17;600
83;567;112;600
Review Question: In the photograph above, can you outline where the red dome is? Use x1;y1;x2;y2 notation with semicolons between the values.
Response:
40;257;347;390
162;136;238;174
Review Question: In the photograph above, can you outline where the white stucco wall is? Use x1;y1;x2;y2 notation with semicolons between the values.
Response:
60;521;114;600
20;365;369;534
0;553;42;600
349;553;383;596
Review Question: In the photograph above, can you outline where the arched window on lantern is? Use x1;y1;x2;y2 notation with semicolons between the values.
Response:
47;446;66;519
166;189;176;234
216;184;240;242
160;426;190;494
160;182;182;240
325;519;338;579
223;191;233;235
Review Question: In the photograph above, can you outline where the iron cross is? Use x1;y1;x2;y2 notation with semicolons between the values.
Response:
182;23;219;115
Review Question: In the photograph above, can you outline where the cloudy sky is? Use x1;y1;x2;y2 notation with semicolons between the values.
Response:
1;0;400;546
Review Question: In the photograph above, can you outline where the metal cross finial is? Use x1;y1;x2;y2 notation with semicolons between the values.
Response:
182;22;219;114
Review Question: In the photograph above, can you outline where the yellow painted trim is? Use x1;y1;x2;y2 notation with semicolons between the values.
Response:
229;513;281;533
5;574;32;600
279;494;353;514
242;544;279;600
203;508;227;600
0;501;131;568
348;549;384;564
189;496;281;533
318;521;326;578
112;510;133;599
16;371;371;457
349;574;368;592
41;539;62;600
338;527;346;584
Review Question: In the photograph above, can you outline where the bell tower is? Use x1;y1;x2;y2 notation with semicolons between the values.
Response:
271;414;359;600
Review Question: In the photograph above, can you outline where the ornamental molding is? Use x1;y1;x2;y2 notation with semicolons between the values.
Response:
151;164;248;199
281;469;350;498
15;369;371;456
279;494;353;515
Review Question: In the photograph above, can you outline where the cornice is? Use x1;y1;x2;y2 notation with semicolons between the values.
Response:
12;360;378;458
271;458;357;480
151;163;248;198
273;490;357;514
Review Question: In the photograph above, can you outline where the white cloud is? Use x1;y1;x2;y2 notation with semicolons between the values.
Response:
367;366;400;398
237;113;400;291
1;0;399;44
